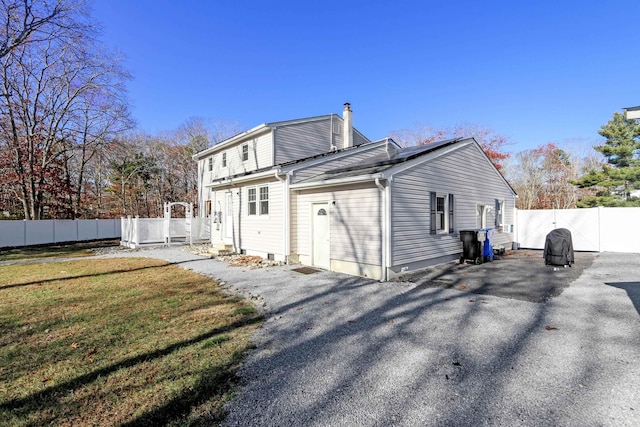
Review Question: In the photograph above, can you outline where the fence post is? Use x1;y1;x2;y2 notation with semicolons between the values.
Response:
597;206;603;252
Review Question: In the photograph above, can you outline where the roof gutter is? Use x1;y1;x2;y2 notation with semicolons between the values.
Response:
290;173;383;190
205;168;277;187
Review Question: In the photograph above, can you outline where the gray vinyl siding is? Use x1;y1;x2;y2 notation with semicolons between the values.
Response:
291;144;391;183
352;131;369;148
273;117;372;164
274;119;334;164
293;183;381;266
391;143;515;266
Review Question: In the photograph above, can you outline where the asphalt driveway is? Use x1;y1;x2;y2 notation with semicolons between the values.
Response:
393;250;597;302
99;248;640;426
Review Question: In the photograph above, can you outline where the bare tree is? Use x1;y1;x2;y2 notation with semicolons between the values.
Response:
0;0;88;59
389;123;512;171
509;143;589;209
0;0;131;219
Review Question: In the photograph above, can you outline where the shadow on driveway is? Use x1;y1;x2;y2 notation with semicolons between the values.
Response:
393;250;597;303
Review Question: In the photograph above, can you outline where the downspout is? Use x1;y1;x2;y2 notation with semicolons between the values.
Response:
375;177;387;281
274;170;290;263
330;114;337;151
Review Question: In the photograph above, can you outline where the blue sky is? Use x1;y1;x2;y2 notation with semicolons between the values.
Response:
92;0;640;152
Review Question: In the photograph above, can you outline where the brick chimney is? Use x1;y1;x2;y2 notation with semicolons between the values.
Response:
343;102;353;148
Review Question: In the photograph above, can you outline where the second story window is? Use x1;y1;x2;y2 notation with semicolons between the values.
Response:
242;144;249;161
222;152;227;168
207;157;213;172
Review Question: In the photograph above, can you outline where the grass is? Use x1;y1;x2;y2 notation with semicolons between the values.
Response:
0;240;120;262
0;257;262;426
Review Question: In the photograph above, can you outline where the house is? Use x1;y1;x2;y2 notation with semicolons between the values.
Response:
193;104;517;280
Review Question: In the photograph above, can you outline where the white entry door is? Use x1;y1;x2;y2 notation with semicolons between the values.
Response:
312;203;330;269
225;192;233;241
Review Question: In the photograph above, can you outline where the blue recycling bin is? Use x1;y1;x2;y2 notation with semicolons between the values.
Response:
460;228;494;264
480;228;494;262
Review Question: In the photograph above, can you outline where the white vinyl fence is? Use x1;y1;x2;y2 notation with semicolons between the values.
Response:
120;216;210;248
515;207;640;253
0;219;120;248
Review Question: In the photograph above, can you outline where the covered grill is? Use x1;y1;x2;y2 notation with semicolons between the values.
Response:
543;228;574;267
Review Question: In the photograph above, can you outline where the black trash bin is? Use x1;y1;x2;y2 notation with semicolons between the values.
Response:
460;229;484;264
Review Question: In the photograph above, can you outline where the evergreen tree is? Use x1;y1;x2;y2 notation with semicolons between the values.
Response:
572;112;640;207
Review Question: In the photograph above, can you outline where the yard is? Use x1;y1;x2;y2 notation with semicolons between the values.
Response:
0;256;262;426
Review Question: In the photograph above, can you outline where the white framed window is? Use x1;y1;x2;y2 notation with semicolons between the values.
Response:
495;199;504;228
242;144;249;162
259;186;269;215
247;188;256;215
222;152;227;168
436;195;446;231
207;157;213;172
247;185;269;216
430;192;454;234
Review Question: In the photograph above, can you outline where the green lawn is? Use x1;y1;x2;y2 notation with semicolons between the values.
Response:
0;258;262;426
0;240;120;262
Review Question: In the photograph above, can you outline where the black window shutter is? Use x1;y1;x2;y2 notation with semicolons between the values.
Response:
430;191;436;235
448;194;455;234
495;199;500;226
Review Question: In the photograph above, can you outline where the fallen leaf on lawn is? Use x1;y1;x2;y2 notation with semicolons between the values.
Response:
545;326;558;330
70;342;79;349
160;315;167;320
87;357;94;363
387;319;394;324
42;377;51;383
459;285;467;290
296;307;303;311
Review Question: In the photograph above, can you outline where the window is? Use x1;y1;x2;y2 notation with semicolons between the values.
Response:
430;192;454;234
222;152;227;168
205;200;212;217
477;205;486;228
242;144;249;161
495;199;504;229
247;186;269;216
207;157;213;172
259;186;269;215
247;188;256;215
